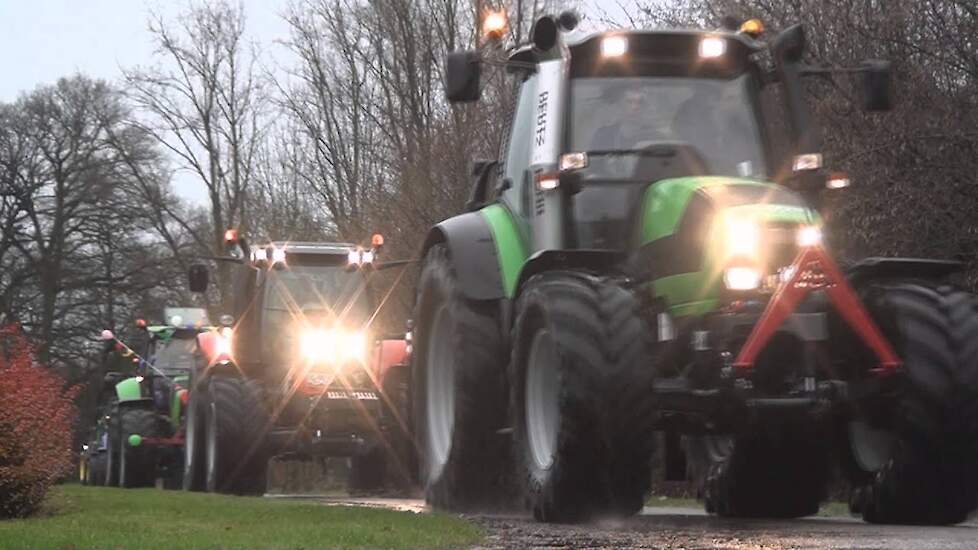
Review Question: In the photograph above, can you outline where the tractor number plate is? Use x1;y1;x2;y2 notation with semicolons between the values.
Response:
326;391;378;400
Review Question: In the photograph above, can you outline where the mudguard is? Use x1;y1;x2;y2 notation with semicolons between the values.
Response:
514;249;625;298
846;257;964;286
373;339;410;385
421;211;507;300
196;329;232;368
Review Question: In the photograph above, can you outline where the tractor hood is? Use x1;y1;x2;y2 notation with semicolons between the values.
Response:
631;176;819;316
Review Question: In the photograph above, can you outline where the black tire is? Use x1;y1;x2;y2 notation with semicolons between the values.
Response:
844;282;978;525
348;447;387;495
88;452;107;486
119;407;163;488
412;244;511;511
205;376;270;495
182;378;207;492
510;272;656;523
381;367;417;494
104;420;120;487
688;427;828;518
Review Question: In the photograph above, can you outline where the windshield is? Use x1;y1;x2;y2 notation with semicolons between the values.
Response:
262;265;371;358
568;75;766;180
152;337;196;373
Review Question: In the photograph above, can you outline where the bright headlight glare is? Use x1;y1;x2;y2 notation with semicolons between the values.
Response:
724;267;761;291
301;328;366;363
347;249;361;265
699;37;726;58
797;225;822;248
361;250;375;264
271;247;287;264
724;216;760;259
601;35;628;57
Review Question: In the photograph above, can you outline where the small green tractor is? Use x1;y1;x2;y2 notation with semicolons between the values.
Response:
85;308;215;488
185;234;413;495
411;13;978;524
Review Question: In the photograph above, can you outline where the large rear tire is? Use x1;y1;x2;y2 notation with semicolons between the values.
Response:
687;427;828;518
510;273;656;522
119;407;163;488
845;282;978;524
412;244;510;511
205;376;270;495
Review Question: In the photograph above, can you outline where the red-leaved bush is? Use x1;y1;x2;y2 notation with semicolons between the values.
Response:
0;325;77;518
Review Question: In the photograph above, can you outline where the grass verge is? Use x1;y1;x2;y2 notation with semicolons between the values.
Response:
0;485;481;550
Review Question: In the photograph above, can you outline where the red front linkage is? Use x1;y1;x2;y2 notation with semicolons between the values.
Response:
732;244;901;375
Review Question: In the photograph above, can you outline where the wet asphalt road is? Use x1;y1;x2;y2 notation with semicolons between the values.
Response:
277;496;978;549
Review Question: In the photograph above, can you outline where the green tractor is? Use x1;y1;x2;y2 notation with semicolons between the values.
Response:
95;309;215;489
411;13;978;524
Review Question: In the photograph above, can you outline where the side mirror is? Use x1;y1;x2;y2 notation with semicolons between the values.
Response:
445;50;481;103
860;60;893;111
188;264;209;293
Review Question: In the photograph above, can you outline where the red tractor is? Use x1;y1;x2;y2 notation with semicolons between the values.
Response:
186;233;414;495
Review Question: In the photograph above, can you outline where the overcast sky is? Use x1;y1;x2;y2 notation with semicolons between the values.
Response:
0;0;640;203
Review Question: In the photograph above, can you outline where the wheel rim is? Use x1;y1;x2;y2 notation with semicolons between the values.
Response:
849;420;896;472
206;402;218;491
184;393;198;485
105;443;114;486
526;329;560;474
425;305;456;481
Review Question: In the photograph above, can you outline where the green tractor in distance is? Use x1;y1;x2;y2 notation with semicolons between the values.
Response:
95;308;216;489
412;12;978;524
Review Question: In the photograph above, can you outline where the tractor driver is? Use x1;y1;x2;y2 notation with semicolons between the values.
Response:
590;86;671;151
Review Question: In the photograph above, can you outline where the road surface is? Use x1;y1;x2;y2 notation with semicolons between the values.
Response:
272;495;978;549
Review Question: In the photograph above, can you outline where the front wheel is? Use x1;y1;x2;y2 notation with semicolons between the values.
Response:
510;273;656;522
844;282;978;524
686;428;828;518
204;376;269;495
412;244;510;510
119;408;162;488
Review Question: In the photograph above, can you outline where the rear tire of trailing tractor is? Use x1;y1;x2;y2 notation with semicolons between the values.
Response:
687;426;828;518
119;407;163;488
843;282;978;525
205;376;270;495
88;452;107;486
510;273;656;523
348;447;387;495
412;244;511;511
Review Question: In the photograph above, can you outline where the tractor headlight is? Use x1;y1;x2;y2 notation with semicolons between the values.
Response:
796;225;822;248
723;266;761;291
300;328;367;364
724;217;760;260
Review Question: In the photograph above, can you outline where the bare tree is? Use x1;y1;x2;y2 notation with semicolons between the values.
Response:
124;1;269;308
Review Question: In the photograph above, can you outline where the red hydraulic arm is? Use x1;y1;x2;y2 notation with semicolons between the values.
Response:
732;244;901;375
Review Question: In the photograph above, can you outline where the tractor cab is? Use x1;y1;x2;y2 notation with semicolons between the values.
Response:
449;17;889;255
190;234;381;386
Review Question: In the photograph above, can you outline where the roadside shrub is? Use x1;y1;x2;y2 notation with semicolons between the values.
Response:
0;325;77;519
